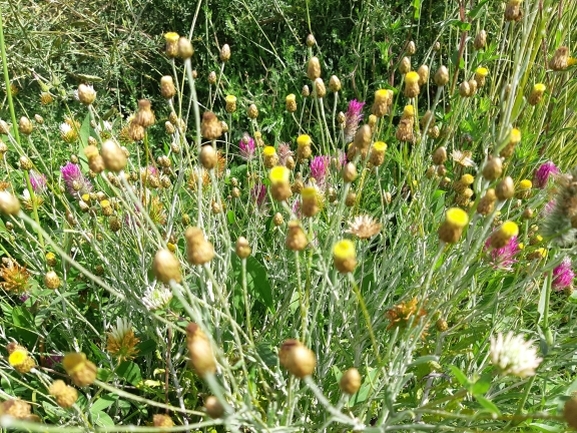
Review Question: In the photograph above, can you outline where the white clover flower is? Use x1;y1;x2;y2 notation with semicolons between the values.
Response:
59;122;73;136
109;317;133;342
142;285;172;310
490;332;542;378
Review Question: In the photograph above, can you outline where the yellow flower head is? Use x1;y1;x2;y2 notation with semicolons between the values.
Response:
333;239;356;260
269;166;290;184
225;95;237;103
286;94;296;103
372;141;387;153
8;349;28;366
500;221;519;238
569;57;577;66
534;83;546;93
297;134;312;147
301;186;317;199
519;179;532;190
403;105;415;118
405;71;420;85
62;352;88;374
461;174;474;185
509;128;521;144
263;146;277;157
374;89;391;104
100;199;110;208
164;32;179;43
445;208;469;229
475;67;489;77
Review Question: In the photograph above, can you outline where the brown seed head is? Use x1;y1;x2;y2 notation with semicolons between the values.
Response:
340;368;362;394
279;339;316;378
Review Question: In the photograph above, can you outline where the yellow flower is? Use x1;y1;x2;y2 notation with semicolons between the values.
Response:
568;57;577;66
333;239;357;273
461;174;474;185
297;134;312;147
509;128;521;144
372;141;387;153
269;166;290;184
475;67;489;77
8;349;27;366
405;71;420;85
263;146;276;157
501;221;519;238
403;105;415;118
534;83;546;92
519;179;532;190
164;32;179;43
445;208;469;229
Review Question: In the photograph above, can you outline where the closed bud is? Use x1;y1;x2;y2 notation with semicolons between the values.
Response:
204;396;224;419
314;78;326;98
307;56;321;80
247;104;259;119
286;220;308;251
340;368;362;394
405;40;416;55
474;30;487;50
44;271;60;290
482;156;502;181
185;227;215;265
153;249;182;284
459;81;471;97
279;339;316;378
306;34;316;47
186;323;217;376
399;56;411;74
496;176;515;201
235;236;251;259
220;44;231;62
101;139;127;172
434;66;449;87
417;64;429;85
177;36;194;59
0;191;21;215
199;145;217;170
208;71;217;84
19;116;33;135
160;76;176;99
329;75;341;92
342;162;358;183
19;156;32;171
302;85;310;97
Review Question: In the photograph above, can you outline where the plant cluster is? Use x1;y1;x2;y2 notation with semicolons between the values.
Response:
1;0;577;432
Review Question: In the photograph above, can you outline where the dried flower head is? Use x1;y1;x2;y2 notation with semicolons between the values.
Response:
386;297;426;330
490;332;541;378
0;259;30;294
346;215;382;239
62;352;98;387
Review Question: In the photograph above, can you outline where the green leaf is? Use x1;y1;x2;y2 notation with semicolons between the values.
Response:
471;379;491;396
233;254;274;310
350;368;379;405
90;409;115;427
90;394;117;412
412;0;421;19
475;395;501;415
117;361;142;386
78;113;92;171
136;339;156;356
467;0;490;19
449;365;469;387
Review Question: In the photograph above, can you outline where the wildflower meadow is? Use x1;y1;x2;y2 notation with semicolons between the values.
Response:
1;0;577;431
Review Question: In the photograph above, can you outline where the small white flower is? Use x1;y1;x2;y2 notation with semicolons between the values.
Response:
142;285;172;310
109;317;133;342
59;122;72;136
490;332;542;378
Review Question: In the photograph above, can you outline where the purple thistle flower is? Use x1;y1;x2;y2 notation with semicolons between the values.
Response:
239;134;256;160
485;236;519;270
251;184;267;207
310;155;330;185
344;99;365;143
553;257;574;290
534;161;559;188
28;170;47;193
61;162;91;195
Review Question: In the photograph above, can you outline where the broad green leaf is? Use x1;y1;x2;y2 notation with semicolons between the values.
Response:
117;361;142;386
90;394;118;412
90;409;115;427
449;365;469;387
475;395;501;415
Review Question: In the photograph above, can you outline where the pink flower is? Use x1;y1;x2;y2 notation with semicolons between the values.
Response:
251;184;267;207
344;99;365;143
553;257;574;290
534;161;559;188
310;155;330;184
60;162;92;195
28;170;47;193
485;236;519;270
239;134;256;160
